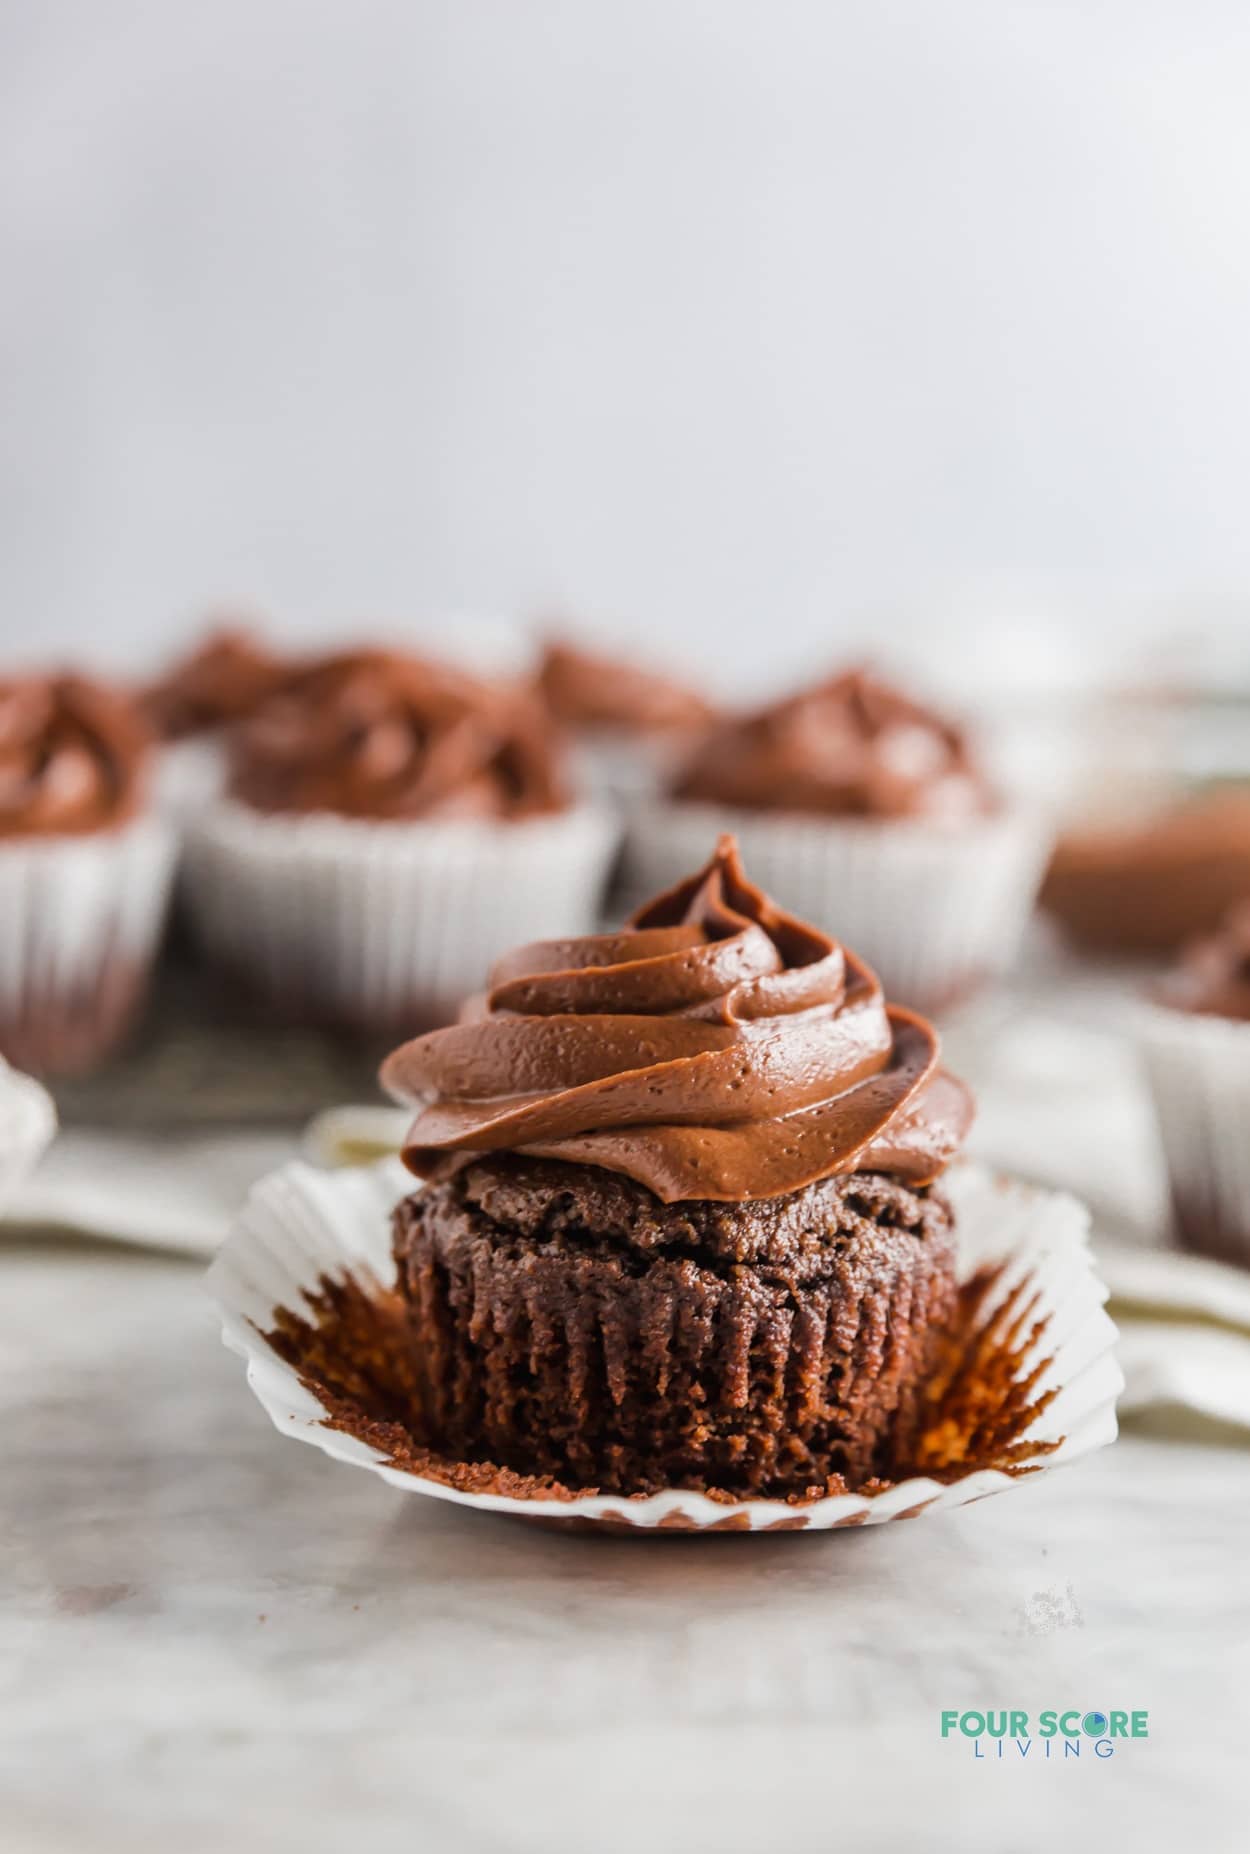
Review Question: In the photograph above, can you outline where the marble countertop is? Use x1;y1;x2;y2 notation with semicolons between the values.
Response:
2;1237;1247;1854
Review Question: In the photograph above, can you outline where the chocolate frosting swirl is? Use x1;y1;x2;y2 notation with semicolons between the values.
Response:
382;835;973;1203
1159;901;1250;1021
0;674;151;836
673;667;990;820
538;638;714;735
230;649;568;822
143;625;289;740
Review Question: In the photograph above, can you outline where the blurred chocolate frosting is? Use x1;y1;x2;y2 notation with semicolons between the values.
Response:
537;637;715;736
230;649;569;822
383;835;973;1204
672;667;991;820
1042;787;1250;954
0;673;152;836
143;625;290;740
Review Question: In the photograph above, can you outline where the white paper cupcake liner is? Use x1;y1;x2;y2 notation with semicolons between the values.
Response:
0;816;177;1071
1137;1002;1250;1266
622;801;1051;1012
207;1158;1120;1533
183;801;620;1030
0;1059;56;1207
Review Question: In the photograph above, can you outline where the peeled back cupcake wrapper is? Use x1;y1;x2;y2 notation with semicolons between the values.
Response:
622;801;1051;1012
183;801;620;1029
1138;1003;1250;1267
208;1158;1120;1533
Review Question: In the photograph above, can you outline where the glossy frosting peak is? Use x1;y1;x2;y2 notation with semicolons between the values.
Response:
0;674;151;837
230;649;568;822
382;836;973;1203
674;667;990;820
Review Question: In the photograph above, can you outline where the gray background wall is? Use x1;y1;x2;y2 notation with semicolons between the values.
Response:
4;1;1249;689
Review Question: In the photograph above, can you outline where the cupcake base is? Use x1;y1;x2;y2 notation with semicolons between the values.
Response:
210;1158;1119;1530
0;819;176;1078
0;961;148;1079
393;1156;958;1498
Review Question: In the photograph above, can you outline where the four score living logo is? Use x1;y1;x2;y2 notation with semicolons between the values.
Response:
940;1709;1150;1760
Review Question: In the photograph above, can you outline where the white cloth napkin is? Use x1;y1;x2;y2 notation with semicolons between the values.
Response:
3;1124;300;1256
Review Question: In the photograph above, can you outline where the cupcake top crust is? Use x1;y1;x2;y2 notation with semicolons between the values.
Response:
382;834;974;1203
0;673;152;837
142;624;289;740
672;666;990;820
537;637;715;735
229;649;569;823
1157;901;1250;1021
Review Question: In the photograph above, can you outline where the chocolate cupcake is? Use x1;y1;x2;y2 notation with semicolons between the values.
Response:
623;667;1050;1013
184;648;617;1033
536;635;715;802
1139;902;1250;1267
381;835;973;1497
0;673;175;1074
1041;787;1250;955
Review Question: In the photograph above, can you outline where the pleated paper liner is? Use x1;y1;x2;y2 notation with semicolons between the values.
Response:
0;817;177;1077
183;800;620;1032
209;1159;1120;1532
1136;1000;1250;1268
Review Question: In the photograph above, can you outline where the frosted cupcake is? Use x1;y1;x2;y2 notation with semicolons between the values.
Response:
536;635;716;802
1042;787;1250;955
381;835;973;1497
0;673;176;1074
1139;903;1250;1266
184;648;618;1034
623;667;1049;1012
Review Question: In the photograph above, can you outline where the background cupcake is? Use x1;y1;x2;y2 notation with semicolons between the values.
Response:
0;673;175;1075
622;666;1051;1013
183;647;618;1035
1042;786;1250;955
1138;902;1250;1266
535;634;716;803
382;835;973;1497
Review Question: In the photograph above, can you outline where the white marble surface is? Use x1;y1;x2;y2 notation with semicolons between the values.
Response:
2;1238;1247;1854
